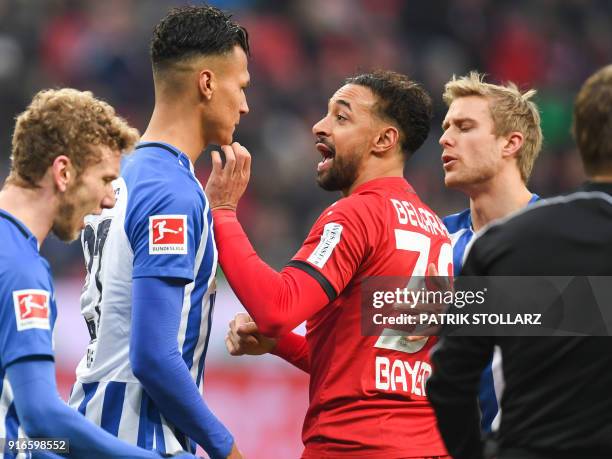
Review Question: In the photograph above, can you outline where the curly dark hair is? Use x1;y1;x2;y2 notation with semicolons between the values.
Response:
345;71;432;157
150;5;250;69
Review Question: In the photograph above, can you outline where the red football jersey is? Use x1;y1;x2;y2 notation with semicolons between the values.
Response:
289;177;452;458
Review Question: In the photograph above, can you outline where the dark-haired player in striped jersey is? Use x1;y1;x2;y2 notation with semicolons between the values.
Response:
69;6;250;459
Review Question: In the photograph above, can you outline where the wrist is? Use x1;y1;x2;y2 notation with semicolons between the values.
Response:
210;204;237;212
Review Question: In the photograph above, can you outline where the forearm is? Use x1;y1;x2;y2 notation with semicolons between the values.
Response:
214;209;329;336
131;277;233;459
271;332;310;373
136;351;232;458
7;360;160;459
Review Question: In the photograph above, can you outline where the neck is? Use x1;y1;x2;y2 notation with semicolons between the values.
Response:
343;154;404;196
0;182;58;245
140;98;207;165
466;174;533;231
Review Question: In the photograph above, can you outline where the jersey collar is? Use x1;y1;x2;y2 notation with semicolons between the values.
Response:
135;142;194;173
0;209;39;250
351;176;414;195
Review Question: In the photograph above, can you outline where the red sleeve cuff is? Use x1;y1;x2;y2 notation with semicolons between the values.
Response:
211;208;238;225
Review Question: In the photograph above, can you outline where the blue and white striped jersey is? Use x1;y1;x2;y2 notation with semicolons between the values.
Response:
0;210;58;459
443;193;539;432
69;143;217;455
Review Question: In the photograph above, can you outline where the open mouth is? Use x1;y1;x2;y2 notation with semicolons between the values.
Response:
316;142;336;172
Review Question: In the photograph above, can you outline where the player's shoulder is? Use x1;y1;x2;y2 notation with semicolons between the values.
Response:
442;208;471;234
0;252;50;300
122;146;205;217
0;213;41;267
321;192;381;227
123;143;203;199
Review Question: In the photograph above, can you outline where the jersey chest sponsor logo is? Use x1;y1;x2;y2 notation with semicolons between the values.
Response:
307;222;343;268
375;355;431;397
13;289;51;331
149;214;187;255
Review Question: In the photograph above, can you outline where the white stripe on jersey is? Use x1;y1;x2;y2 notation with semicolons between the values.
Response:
491;346;505;431
68;383;85;411
0;375;12;439
117;383;142;444
17;425;30;459
188;210;212;383
81;381;105;426
448;226;469;245
177;279;194;357
0;378;29;459
160;414;184;453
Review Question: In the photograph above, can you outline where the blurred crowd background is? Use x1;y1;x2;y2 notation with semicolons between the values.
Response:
1;0;610;457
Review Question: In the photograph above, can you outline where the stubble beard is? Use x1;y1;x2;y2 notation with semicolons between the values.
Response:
316;153;361;192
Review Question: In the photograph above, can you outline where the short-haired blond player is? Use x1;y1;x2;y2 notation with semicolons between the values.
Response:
439;72;543;434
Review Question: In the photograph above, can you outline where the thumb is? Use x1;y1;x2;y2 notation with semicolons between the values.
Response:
237;321;259;335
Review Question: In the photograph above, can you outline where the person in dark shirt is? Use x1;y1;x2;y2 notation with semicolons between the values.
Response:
426;64;612;459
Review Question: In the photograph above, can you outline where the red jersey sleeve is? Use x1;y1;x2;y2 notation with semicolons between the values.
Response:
289;198;369;299
213;201;369;339
271;332;310;373
213;210;330;337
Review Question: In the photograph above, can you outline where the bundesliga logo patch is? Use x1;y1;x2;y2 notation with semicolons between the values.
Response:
149;214;188;255
13;289;51;331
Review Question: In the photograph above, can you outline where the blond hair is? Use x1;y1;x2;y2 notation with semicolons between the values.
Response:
443;72;543;183
10;88;140;187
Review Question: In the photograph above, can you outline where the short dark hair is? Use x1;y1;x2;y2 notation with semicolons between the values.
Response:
150;5;250;70
573;64;612;175
345;71;432;157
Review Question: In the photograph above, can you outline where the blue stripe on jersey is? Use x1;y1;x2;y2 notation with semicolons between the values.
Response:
196;291;216;387
77;382;99;416
100;382;126;436
182;208;215;373
137;394;154;450
452;230;473;277
479;363;498;432
152;406;165;454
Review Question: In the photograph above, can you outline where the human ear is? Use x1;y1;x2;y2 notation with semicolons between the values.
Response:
502;131;524;158
51;155;73;192
372;126;399;156
198;69;214;100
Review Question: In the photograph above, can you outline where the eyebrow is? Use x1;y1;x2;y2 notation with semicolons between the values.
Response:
332;99;352;111
442;117;476;130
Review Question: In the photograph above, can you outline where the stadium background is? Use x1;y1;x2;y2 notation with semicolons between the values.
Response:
0;0;610;457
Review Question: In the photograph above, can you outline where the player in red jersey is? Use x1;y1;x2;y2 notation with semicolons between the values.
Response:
206;71;452;459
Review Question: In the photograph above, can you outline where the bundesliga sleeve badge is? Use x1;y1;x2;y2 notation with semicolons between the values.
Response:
149;214;188;255
13;289;51;331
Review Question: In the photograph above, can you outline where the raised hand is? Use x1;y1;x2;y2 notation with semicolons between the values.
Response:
205;142;251;211
225;313;277;356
